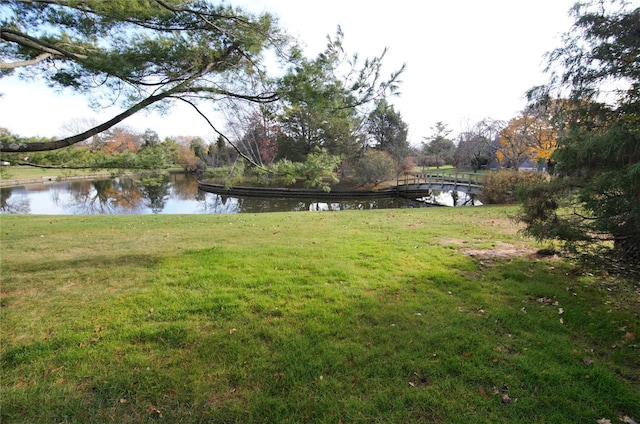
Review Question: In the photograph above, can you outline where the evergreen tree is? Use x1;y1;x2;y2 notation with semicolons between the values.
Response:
275;28;404;163
519;0;640;271
1;0;282;152
365;99;410;171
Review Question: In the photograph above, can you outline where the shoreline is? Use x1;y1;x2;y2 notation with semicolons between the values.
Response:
0;172;125;188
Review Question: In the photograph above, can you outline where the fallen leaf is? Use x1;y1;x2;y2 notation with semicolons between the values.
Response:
479;386;491;399
623;332;635;340
119;398;127;403
621;416;638;424
597;419;612;424
146;404;162;417
229;328;237;334
501;393;512;403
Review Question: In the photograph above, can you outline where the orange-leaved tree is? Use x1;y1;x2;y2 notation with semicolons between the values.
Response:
497;106;558;171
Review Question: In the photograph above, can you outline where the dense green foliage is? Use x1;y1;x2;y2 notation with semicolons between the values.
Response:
353;149;396;186
1;210;638;423
423;122;456;168
275;29;404;164
480;170;549;205
263;148;341;191
365;99;411;171
519;0;640;269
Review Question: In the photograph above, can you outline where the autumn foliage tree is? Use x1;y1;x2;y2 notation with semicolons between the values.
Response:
99;127;142;155
497;107;558;171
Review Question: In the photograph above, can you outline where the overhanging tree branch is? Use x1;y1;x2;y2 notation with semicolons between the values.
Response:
0;90;174;152
0;52;52;70
1;61;216;152
0;28;88;61
1;1;283;152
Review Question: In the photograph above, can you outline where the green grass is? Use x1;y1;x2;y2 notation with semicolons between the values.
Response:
0;166;184;182
0;166;110;181
1;207;638;423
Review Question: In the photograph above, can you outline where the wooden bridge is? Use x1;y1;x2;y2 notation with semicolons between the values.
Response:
396;172;485;196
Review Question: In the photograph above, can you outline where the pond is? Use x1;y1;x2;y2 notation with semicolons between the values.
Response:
0;173;479;215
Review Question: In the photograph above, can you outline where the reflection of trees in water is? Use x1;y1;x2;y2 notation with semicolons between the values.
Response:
170;173;200;200
422;190;479;207
66;178;145;214
2;174;449;215
201;195;422;214
59;175;190;214
138;175;170;214
202;193;240;214
0;187;30;213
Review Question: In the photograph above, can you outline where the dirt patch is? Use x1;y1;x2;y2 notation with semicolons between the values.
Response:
437;238;468;246
462;242;536;260
481;218;523;235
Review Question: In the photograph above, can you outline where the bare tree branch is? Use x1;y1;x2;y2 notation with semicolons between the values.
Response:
175;96;267;171
0;28;88;60
0;52;53;70
1;62;215;152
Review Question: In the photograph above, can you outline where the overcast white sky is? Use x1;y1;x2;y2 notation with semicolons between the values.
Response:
0;0;579;146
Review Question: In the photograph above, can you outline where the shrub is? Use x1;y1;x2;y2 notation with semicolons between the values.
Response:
479;170;549;204
353;149;395;186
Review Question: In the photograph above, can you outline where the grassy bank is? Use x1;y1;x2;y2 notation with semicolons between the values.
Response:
1;207;638;423
0;166;118;181
0;166;185;185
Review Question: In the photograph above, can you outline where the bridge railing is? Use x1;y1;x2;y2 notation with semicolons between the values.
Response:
397;171;486;187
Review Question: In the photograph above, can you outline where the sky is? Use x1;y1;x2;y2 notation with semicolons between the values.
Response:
0;0;579;146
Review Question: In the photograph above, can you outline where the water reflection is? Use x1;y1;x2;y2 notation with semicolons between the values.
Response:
0;187;30;213
420;190;480;207
202;195;425;214
1;173;475;215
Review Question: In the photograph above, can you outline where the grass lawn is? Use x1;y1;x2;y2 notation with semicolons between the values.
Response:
1;207;638;423
0;166;112;181
0;166;184;183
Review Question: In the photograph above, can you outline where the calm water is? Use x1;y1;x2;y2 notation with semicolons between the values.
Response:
0;173;477;215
